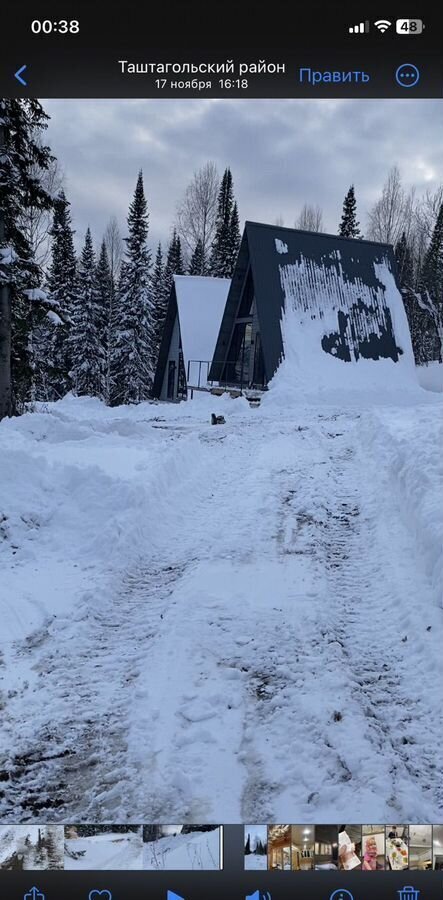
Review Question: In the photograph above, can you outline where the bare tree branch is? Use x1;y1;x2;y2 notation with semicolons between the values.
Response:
295;203;324;232
176;161;219;258
18;137;64;271
104;215;123;284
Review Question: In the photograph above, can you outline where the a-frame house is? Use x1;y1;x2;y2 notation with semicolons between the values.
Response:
209;221;413;390
152;275;230;401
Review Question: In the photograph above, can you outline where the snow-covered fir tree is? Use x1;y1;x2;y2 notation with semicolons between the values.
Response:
188;238;206;275
395;231;414;289
110;171;154;405
0;99;59;418
227;200;241;272
70;228;104;397
42;190;77;400
418;203;443;356
95;239;114;402
164;229;185;291
420;203;443;301
209;168;240;277
151;242;170;369
338;184;361;238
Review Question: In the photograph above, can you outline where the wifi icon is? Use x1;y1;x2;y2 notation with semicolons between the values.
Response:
374;19;392;32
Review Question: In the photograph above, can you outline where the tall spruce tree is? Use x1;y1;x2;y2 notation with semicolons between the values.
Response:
209;168;240;277
227;201;241;273
188;238;205;275
70;228;104;397
338;184;361;238
164;229;185;290
394;231;414;289
110;171;154;405
420;203;443;300
96;239;113;401
0;100;56;418
44;190;77;399
419;203;443;355
151;242;169;369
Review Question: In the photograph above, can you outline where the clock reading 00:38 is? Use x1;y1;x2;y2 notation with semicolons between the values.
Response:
31;20;79;34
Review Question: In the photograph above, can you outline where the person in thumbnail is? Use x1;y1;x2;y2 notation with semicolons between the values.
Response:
362;836;380;870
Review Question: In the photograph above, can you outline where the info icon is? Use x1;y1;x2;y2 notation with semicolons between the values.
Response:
329;890;354;900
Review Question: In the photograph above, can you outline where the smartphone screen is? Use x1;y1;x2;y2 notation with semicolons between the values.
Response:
0;2;442;898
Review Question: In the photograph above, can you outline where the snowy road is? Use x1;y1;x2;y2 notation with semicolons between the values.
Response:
0;395;442;823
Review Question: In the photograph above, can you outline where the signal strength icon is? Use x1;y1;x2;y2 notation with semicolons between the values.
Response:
349;20;370;34
374;19;392;32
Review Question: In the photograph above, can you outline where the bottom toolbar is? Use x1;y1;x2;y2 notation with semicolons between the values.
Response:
6;871;443;900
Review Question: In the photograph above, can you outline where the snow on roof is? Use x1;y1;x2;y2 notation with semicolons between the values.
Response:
174;275;230;371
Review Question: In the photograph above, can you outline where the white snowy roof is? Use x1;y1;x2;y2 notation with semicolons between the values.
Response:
174;275;230;372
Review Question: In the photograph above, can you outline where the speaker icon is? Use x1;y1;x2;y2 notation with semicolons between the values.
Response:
246;891;272;900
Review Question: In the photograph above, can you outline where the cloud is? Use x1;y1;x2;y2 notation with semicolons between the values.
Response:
43;98;442;255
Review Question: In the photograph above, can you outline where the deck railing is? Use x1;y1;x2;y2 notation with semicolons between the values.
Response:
186;359;267;393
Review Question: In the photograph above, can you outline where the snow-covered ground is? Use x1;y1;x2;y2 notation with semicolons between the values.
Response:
64;830;143;869
0;825;63;869
416;361;443;393
0;377;442;823
244;824;268;869
143;828;220;869
245;853;268;870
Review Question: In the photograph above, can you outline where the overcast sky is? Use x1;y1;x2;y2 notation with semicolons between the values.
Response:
245;825;267;848
43;99;442;255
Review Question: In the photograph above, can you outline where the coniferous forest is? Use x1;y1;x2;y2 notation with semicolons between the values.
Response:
0;99;442;421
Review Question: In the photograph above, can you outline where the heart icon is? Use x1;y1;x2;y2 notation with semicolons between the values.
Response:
88;891;112;900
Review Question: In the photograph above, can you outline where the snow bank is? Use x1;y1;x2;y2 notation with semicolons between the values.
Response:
359;406;443;606
417;361;443;393
265;255;421;406
0;393;251;642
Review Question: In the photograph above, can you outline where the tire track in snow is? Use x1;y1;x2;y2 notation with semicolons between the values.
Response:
0;561;186;821
236;414;441;822
1;412;440;823
327;423;443;820
0;424;254;822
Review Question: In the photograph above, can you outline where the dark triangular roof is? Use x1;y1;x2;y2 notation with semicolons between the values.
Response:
209;221;407;384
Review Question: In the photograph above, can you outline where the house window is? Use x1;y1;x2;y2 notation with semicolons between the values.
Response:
224;321;253;387
177;348;187;398
237;268;254;317
167;360;176;399
253;332;266;388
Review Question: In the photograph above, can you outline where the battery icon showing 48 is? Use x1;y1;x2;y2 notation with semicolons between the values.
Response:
396;19;424;34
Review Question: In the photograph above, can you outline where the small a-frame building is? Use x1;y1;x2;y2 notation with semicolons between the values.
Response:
209;221;413;390
152;275;230;401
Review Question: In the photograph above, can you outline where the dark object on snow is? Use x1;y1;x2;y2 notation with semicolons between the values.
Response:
211;413;225;425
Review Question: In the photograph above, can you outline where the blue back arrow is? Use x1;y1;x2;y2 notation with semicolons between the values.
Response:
15;64;27;85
